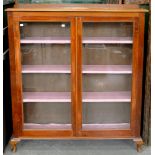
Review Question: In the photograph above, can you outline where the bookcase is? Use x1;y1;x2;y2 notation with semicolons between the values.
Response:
6;4;147;152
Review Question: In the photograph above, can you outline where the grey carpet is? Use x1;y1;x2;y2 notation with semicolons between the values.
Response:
4;140;151;155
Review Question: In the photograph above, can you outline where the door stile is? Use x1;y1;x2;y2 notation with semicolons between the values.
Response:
8;12;23;137
130;18;139;136
76;17;83;136
70;17;77;136
134;13;145;137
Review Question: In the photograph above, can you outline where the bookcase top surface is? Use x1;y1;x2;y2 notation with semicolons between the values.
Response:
6;4;148;12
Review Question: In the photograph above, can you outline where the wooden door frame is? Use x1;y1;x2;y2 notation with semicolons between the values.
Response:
8;11;145;139
8;12;23;138
76;14;145;138
8;12;77;138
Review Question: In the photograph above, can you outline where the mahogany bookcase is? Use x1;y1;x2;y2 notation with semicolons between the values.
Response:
6;4;147;152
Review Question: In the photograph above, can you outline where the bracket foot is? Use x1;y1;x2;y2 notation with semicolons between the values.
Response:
9;138;21;153
133;138;144;152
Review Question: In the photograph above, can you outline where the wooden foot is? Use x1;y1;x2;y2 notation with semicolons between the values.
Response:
9;138;20;153
133;138;144;152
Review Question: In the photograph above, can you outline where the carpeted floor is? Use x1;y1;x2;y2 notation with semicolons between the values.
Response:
4;140;151;155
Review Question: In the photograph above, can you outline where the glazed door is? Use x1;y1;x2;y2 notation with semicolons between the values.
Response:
15;17;76;137
76;17;142;138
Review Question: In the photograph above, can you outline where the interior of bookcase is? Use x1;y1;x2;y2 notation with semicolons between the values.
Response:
20;22;133;130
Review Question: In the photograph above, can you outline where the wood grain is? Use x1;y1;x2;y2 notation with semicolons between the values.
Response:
12;11;141;18
130;14;145;137
6;4;147;12
76;17;82;136
70;17;77;136
135;13;145;137
7;12;23;137
22;130;73;137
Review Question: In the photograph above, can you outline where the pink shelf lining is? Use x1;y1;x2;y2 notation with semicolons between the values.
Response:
22;65;71;74
20;37;133;44
23;92;71;102
24;123;130;130
83;37;133;44
83;91;131;102
21;37;70;44
83;65;132;74
22;65;132;74
24;123;71;130
82;123;130;130
23;91;131;103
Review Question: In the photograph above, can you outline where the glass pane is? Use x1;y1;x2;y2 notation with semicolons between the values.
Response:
21;44;70;65
83;74;131;92
23;74;70;92
24;102;71;130
83;102;130;122
20;22;70;37
82;22;133;130
83;23;133;38
82;102;130;130
83;44;132;65
20;22;71;130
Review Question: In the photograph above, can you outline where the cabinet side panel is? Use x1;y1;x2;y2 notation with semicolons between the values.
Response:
135;13;145;137
7;12;23;137
131;14;145;137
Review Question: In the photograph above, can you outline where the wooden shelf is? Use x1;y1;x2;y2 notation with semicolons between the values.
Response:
24;123;71;130
22;65;132;74
83;91;131;102
23;92;71;102
6;4;148;13
20;37;132;44
22;65;71;74
83;65;132;74
83;37;133;44
21;37;70;44
23;91;131;103
82;123;130;130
